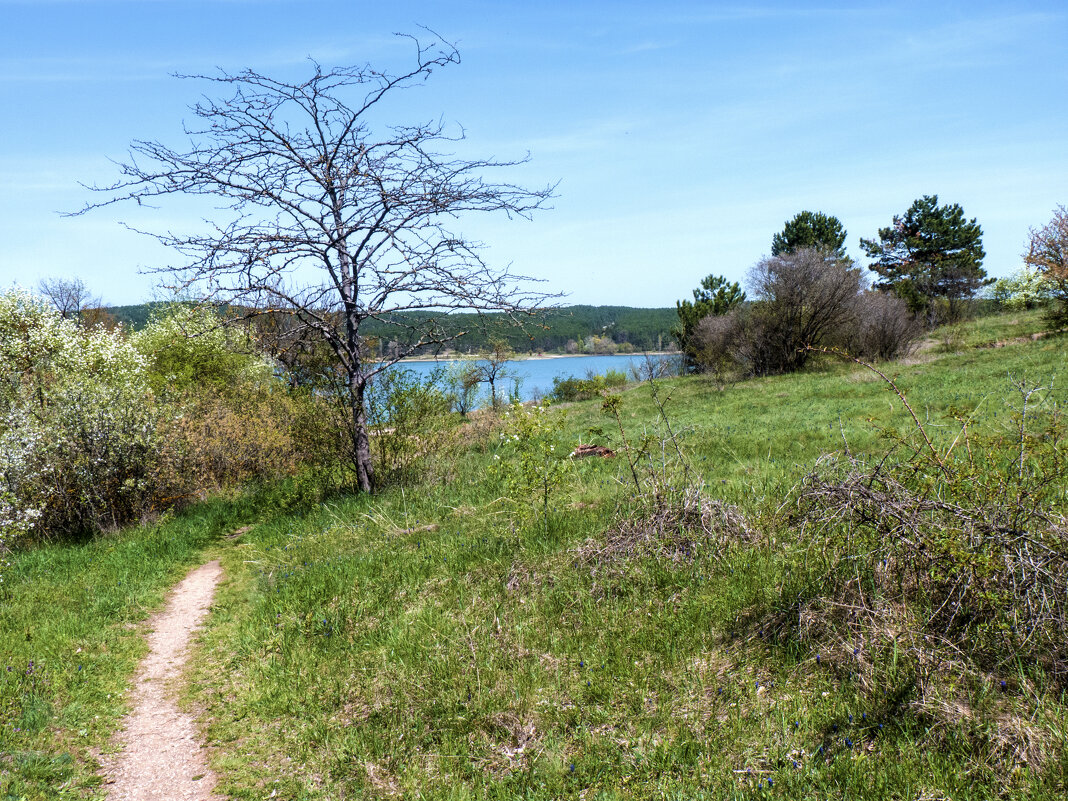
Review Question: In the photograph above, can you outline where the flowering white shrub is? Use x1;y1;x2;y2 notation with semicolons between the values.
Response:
991;267;1053;311
0;288;161;540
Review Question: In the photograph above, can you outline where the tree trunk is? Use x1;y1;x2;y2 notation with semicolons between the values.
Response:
348;369;374;493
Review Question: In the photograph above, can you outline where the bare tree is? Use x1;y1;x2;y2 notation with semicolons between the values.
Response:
76;35;555;491
745;247;865;374
476;338;514;409
37;276;100;320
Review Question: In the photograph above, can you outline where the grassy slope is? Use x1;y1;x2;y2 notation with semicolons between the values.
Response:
0;496;259;799
187;311;1067;799
2;310;1064;799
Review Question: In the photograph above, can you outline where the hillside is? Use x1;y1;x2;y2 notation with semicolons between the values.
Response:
3;310;1066;799
105;302;679;354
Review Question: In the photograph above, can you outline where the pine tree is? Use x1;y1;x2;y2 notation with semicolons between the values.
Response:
771;211;848;260
860;195;987;322
674;275;745;371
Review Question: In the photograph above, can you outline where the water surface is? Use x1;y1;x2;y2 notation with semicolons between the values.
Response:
395;353;677;403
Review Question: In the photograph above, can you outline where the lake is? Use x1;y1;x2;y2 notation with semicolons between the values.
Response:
392;353;679;403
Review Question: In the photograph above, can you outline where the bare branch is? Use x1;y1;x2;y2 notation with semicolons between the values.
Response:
76;33;559;491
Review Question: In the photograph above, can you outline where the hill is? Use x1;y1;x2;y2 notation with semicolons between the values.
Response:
105;302;679;354
3;310;1066;799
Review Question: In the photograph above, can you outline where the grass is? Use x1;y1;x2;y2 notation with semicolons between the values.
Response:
0;493;263;799
185;312;1067;798
3;309;1067;799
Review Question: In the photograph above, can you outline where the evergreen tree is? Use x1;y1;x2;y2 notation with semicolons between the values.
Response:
674;275;745;371
771;211;848;259
860;195;987;322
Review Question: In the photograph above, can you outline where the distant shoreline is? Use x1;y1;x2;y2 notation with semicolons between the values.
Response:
397;351;676;363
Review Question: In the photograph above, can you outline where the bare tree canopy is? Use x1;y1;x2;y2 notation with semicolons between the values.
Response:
76;33;556;491
37;276;99;320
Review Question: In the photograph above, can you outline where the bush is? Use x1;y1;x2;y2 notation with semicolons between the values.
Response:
991;267;1052;312
549;369;627;403
156;386;310;495
134;303;272;397
0;289;162;539
691;274;917;377
0;291;324;544
762;375;1068;767
1023;205;1068;328
490;400;571;520
364;368;457;487
690;313;745;385
440;358;482;415
848;290;922;361
744;247;866;374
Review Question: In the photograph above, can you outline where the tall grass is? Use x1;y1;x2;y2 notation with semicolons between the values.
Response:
5;311;1067;799
186;319;1068;798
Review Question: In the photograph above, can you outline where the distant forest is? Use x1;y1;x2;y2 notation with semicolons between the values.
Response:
105;303;678;355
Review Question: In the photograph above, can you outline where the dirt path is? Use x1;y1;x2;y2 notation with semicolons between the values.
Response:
103;560;225;801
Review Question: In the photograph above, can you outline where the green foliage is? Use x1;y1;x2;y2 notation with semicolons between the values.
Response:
549;369;627;403
861;194;988;321
674;274;746;371
440;357;483;415
771;210;848;259
0;288;162;539
0;290;324;546
364;368;457;487
106;302;683;355
490;400;571;518
134;304;272;397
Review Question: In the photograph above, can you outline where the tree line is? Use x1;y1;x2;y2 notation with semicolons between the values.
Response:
105;303;679;355
673;200;1067;378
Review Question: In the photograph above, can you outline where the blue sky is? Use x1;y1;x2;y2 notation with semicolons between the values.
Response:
1;1;1065;307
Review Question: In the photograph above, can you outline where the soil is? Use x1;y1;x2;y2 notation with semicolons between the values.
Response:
102;560;225;800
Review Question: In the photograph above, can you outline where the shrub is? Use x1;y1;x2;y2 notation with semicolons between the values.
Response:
440;358;483;415
490;400;571;520
364;368;457;487
690;312;745;385
691;273;916;377
155;386;309;496
991;267;1053;312
0;289;162;538
134;303;272;397
847;290;922;361
762;374;1068;767
549;369;627;403
0;291;325;543
1023;205;1068;328
745;247;866;374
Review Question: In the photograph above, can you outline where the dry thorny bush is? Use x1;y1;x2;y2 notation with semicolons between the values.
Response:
762;374;1068;769
577;482;754;568
577;380;755;573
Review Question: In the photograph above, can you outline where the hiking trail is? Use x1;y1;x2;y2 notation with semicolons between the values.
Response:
102;560;224;800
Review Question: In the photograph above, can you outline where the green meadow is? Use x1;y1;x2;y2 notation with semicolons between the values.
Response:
3;310;1067;800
